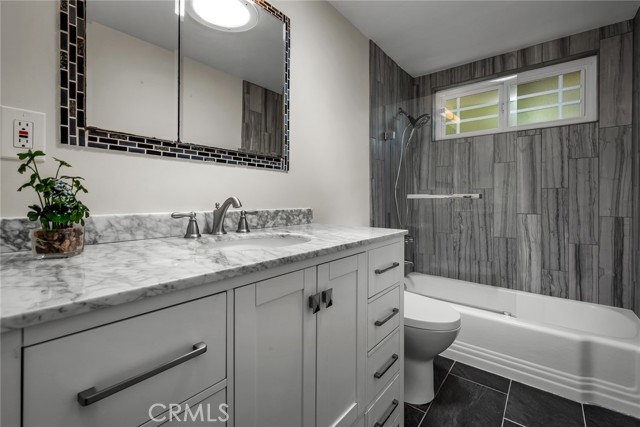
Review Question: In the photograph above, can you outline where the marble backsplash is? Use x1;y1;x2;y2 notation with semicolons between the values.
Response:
0;208;313;253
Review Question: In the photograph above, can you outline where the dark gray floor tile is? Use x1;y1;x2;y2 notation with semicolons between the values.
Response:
505;382;584;427
422;375;507;427
584;404;640;427
503;420;525;427
434;356;455;389
404;403;426;427
449;362;510;393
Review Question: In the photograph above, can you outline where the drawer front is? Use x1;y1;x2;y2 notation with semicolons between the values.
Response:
160;388;227;426
366;330;400;404
366;374;400;427
23;293;226;427
368;242;403;298
367;286;401;350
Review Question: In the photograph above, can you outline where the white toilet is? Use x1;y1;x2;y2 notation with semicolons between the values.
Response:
404;291;461;404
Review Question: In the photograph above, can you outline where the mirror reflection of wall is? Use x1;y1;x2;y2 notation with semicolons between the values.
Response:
86;1;178;141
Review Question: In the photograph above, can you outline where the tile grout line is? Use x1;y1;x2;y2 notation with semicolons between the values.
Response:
503;418;527;427
501;380;513;427
449;372;510;395
582;403;587;427
419;360;457;425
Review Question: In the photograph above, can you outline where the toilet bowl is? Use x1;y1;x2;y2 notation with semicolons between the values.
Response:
404;291;461;404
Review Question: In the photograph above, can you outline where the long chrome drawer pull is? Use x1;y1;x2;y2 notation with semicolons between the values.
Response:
374;354;399;379
374;399;399;427
375;308;399;326
375;262;400;275
77;342;207;407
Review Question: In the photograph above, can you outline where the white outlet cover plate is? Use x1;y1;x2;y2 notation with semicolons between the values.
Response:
1;106;46;160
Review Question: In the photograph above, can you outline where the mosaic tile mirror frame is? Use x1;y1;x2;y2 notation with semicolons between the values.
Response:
58;0;291;171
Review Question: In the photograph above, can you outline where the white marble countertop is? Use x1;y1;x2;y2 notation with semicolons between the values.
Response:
0;224;405;330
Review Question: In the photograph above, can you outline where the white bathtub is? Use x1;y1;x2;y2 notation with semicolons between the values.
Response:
404;273;640;418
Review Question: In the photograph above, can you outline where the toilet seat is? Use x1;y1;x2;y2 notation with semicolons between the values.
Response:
404;291;461;331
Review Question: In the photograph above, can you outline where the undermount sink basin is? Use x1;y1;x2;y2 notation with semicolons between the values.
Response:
212;235;310;251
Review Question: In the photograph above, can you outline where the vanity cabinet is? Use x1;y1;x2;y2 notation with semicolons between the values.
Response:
2;233;405;427
235;253;367;427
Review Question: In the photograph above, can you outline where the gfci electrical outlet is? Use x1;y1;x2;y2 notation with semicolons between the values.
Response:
1;106;46;160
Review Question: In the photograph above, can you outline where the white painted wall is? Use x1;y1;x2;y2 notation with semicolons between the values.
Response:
0;0;370;226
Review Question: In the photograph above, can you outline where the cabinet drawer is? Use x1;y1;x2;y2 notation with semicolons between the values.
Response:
368;286;400;350
368;242;403;298
366;330;400;404
366;374;400;427
23;293;227;427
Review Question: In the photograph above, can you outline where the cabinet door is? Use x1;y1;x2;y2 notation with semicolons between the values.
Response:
316;254;367;427
235;269;317;427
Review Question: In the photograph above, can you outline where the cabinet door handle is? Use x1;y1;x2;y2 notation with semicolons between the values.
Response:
309;293;321;314
375;308;399;326
375;262;400;275
374;353;399;379
77;342;207;407
374;399;399;427
322;288;333;308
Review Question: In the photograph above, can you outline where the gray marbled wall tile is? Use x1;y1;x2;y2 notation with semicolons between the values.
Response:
493;162;517;238
569;244;599;302
493;237;517;289
599;19;634;39
542;37;570;62
541;126;569;188
453;142;471;191
542;189;568;271
494;132;516;163
471;135;494;189
517;129;541;137
569;157;599;244
459;261;493;286
541;270;569;298
435;233;456;278
454;205;492;263
569;29;600;55
517;44;543;68
471;58;495;80
599;33;633;128
634;10;640;318
599;125;632;217
517;214;542;293
568;122;599;159
516;135;542;214
493;51;518;74
598;217;633;309
434;140;453;166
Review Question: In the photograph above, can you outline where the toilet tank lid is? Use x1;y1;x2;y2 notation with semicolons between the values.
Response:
404;291;461;331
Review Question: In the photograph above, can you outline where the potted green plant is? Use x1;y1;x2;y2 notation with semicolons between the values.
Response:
17;150;90;258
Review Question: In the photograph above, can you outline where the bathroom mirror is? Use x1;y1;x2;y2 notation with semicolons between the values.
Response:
59;0;290;170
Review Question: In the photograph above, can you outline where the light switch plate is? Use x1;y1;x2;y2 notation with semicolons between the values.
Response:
1;106;46;160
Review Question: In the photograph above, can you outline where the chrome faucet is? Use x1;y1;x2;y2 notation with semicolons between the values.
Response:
211;196;242;235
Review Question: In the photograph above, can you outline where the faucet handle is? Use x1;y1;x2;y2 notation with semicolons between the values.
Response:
236;210;258;233
171;212;202;239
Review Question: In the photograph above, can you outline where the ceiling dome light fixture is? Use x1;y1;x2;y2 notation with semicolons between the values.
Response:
188;0;259;32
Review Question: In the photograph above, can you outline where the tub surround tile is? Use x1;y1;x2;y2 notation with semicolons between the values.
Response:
494;162;517;238
517;215;542;293
0;209;313;254
541;189;568;271
494;132;517;163
516;135;542;214
568;123;599;159
569;244;599;303
493;238;517;289
505;382;584;427
422;374;507;427
599;125;633;217
598;217;633;309
569;157;599;244
517;44;543;68
541;270;569;298
541;127;569;189
569;28;600;55
583;404;640;427
471;136;494;189
599;33;633;128
0;224;405;330
542;37;570;62
449;362;510;393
